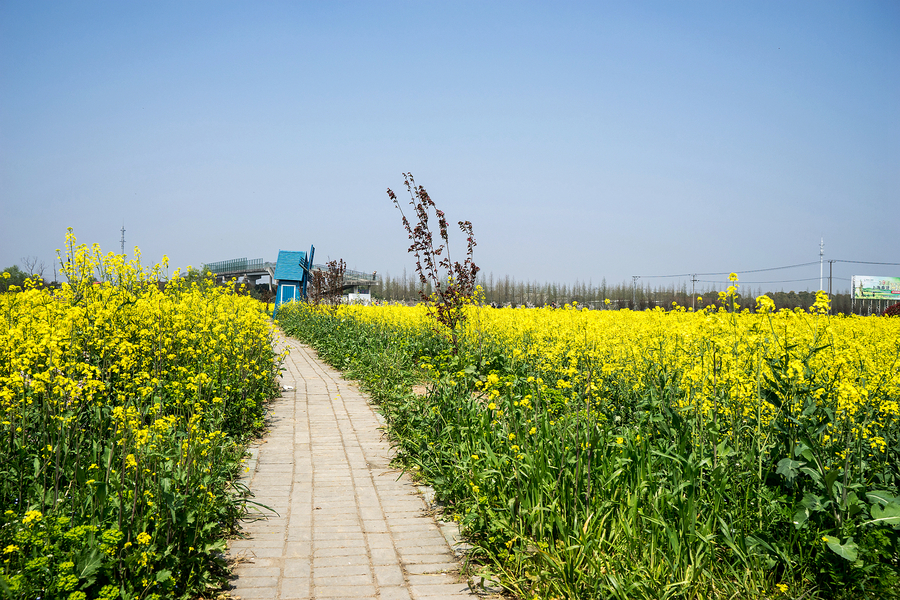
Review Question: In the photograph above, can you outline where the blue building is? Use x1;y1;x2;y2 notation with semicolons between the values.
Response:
273;245;314;316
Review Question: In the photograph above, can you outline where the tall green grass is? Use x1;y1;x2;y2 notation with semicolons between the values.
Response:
1;274;280;599
277;303;900;599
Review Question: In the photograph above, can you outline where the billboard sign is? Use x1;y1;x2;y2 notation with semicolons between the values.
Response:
852;276;900;300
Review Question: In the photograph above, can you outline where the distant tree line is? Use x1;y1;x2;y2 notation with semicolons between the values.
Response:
1;257;50;292
373;271;864;314
4;261;883;316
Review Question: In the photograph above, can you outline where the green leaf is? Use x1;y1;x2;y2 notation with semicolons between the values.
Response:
792;508;810;529
824;468;840;497
75;462;87;486
715;439;735;459
867;490;899;506
76;549;104;581
809;343;833;355
845;492;863;516
799;466;822;486
865;502;900;528
156;569;172;582
801;493;829;513
204;538;227;553
93;481;108;509
776;458;800;482
823;535;858;562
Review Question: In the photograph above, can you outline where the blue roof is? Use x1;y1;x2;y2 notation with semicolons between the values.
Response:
273;250;308;281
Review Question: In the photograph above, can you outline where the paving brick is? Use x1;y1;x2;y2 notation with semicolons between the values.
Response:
238;545;288;558
283;558;311;578
287;527;313;541
312;584;377;597
361;519;389;533
313;530;366;542
373;564;405;586
235;557;280;568
232;565;280;578
228;585;280;598
239;522;286;534
240;532;285;541
313;564;372;582
395;537;454;549
404;563;459;575
391;523;440;533
279;577;311;598
312;545;368;558
314;554;371;568
312;510;361;521
407;573;462;585
289;515;314;529
377;587;412;600
408;583;475;597
285;542;312;557
229;575;279;588
357;506;383;519
369;546;399;565
226;340;489;600
229;538;285;550
399;553;458;566
313;571;376;593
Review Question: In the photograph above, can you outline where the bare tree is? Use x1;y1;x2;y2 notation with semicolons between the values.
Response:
21;256;46;280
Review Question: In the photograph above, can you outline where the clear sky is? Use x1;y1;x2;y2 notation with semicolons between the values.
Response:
2;1;898;293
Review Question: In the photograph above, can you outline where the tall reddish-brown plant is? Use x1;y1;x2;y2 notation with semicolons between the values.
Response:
388;173;479;348
310;259;346;313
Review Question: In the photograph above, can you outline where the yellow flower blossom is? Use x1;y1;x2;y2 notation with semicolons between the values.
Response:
23;510;42;525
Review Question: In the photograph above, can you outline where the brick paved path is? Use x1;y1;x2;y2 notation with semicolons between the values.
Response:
227;337;493;599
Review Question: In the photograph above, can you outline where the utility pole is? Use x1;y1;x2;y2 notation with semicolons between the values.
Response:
819;238;824;292
120;223;126;256
632;275;640;309
691;274;698;311
828;259;836;314
828;260;834;296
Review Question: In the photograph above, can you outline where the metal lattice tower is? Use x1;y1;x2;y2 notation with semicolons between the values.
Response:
120;224;126;255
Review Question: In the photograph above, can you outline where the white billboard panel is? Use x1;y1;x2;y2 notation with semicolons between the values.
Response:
852;276;900;300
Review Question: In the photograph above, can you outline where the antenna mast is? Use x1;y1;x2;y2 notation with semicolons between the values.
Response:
121;223;126;256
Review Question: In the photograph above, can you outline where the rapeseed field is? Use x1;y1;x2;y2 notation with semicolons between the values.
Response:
279;294;900;599
1;231;281;599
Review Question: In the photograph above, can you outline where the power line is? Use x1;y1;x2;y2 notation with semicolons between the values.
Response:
638;259;899;281
636;272;693;279
697;261;821;276
639;261;819;279
833;259;900;266
698;277;821;285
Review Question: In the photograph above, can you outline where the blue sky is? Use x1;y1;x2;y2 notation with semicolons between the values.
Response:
2;1;897;293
